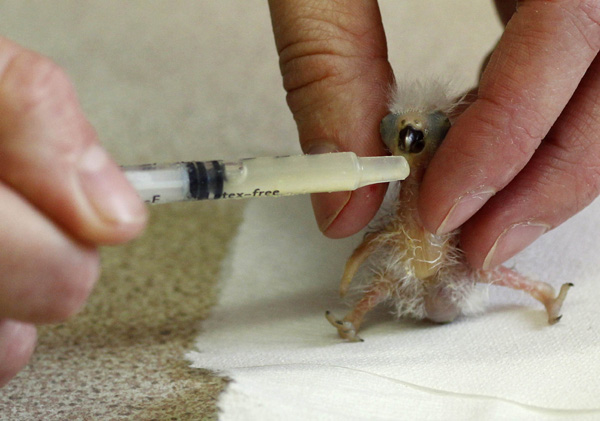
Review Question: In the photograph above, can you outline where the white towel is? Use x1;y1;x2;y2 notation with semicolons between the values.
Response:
187;194;600;420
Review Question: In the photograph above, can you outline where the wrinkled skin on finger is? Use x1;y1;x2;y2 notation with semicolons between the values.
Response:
268;0;394;238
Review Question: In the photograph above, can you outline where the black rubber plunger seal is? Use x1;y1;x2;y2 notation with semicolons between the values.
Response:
186;161;225;200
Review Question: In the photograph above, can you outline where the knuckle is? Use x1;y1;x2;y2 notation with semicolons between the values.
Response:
1;49;75;117
36;249;100;322
281;47;348;97
278;25;360;98
272;4;391;144
276;13;386;109
276;7;376;67
283;55;360;119
0;48;95;162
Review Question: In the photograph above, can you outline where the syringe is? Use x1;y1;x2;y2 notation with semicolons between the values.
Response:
122;152;409;204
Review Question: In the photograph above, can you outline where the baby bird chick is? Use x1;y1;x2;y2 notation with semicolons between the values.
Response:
326;83;572;341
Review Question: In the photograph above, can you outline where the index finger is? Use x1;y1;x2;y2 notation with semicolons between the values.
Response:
269;0;393;238
0;38;147;244
418;0;600;234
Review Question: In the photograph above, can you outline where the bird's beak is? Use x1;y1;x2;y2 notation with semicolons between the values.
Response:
380;113;399;153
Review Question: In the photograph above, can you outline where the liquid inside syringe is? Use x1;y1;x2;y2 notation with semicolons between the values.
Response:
122;152;410;204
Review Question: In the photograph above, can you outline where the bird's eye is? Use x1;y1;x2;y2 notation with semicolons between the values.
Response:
398;126;425;154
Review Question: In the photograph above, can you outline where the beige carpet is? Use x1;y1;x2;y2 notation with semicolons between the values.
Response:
2;202;243;419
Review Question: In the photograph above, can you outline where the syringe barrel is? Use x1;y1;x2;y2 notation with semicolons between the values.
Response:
122;153;409;204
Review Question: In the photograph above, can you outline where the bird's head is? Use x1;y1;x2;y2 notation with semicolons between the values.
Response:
380;110;450;172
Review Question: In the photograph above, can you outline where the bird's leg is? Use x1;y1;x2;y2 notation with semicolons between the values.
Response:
326;277;391;342
339;232;379;297
478;266;573;324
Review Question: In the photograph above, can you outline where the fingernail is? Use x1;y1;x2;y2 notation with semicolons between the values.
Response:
483;222;550;270
306;142;350;232
77;145;147;226
306;142;339;155
312;191;352;233
436;188;495;235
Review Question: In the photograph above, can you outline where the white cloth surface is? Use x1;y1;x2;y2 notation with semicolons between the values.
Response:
187;194;600;420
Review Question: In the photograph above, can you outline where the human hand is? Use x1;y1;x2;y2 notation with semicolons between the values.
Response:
419;0;600;269
270;0;600;270
0;38;147;386
268;0;394;239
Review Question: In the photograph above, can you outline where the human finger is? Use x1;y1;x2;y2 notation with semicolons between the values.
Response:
0;320;37;387
269;0;393;238
0;183;99;323
461;52;600;269
0;37;147;245
418;1;600;236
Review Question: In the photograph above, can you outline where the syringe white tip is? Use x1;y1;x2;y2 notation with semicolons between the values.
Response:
356;156;410;188
122;152;411;204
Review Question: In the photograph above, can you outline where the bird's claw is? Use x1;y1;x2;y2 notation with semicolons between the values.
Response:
546;283;573;324
325;311;364;342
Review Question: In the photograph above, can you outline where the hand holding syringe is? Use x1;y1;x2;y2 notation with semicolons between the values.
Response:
122;152;409;204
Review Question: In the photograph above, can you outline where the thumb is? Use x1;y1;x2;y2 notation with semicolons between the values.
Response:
0;38;147;245
269;0;393;238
